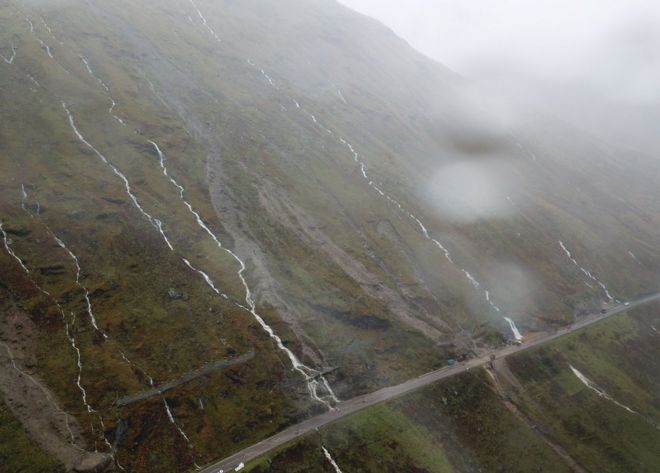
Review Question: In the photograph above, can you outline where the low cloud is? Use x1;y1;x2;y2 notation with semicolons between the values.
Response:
422;158;516;224
339;0;660;155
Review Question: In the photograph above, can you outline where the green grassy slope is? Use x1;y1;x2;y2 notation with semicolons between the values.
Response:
505;303;660;473
245;371;576;473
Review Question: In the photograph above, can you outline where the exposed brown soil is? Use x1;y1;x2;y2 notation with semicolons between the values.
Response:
0;267;107;471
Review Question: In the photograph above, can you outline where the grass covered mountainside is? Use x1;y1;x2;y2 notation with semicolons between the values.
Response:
0;0;659;472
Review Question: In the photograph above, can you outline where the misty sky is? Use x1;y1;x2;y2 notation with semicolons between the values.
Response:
338;0;660;155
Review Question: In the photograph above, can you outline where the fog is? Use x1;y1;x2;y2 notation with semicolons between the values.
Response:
423;159;516;223
339;0;660;156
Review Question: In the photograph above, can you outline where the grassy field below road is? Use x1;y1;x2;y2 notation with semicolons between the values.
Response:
244;369;574;473
504;303;660;473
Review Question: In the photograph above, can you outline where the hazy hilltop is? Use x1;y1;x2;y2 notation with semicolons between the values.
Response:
0;1;659;472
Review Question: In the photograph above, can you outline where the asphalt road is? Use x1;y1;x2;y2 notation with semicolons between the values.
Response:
200;293;660;473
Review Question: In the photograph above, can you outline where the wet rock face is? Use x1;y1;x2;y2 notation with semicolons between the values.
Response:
168;287;184;299
73;452;113;473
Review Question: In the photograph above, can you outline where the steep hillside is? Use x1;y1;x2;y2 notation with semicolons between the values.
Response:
1;0;659;471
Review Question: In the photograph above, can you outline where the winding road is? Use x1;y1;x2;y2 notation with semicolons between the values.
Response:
200;293;660;473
